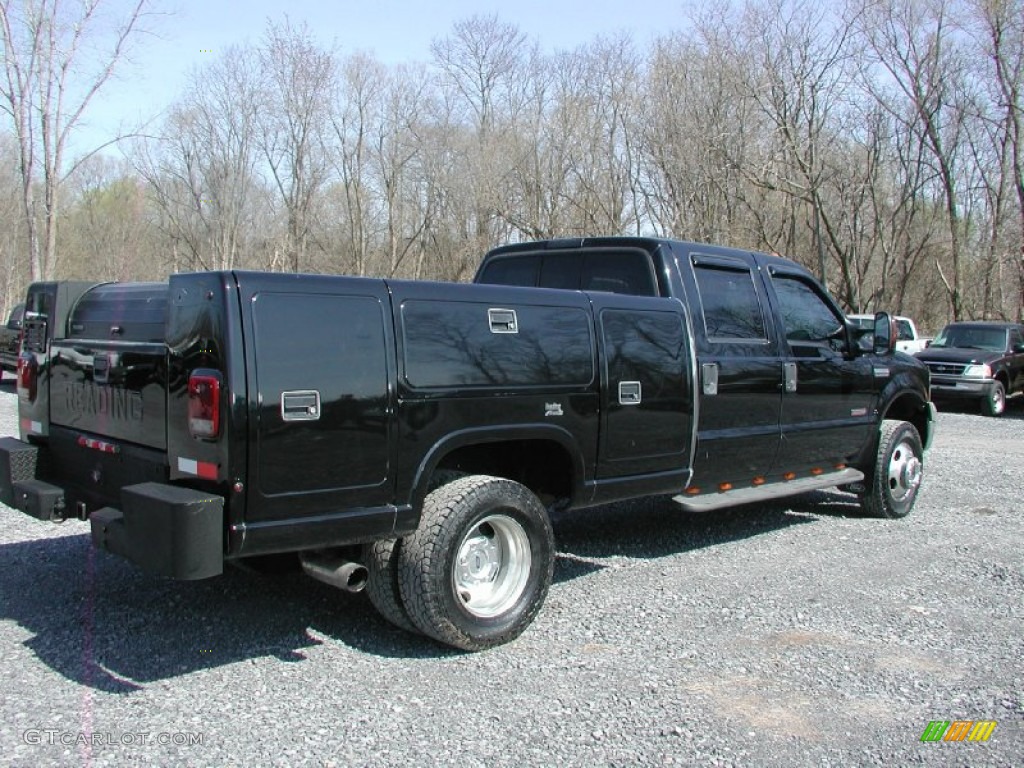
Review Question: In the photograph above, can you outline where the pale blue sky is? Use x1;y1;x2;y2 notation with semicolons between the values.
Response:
75;0;691;157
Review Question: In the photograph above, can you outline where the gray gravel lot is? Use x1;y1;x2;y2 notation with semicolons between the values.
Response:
0;381;1021;767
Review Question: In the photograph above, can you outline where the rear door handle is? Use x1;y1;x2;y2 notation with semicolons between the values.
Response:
281;390;321;421
488;308;518;333
618;381;642;405
784;362;798;393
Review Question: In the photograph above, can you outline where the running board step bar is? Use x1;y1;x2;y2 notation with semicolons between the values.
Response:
673;468;866;513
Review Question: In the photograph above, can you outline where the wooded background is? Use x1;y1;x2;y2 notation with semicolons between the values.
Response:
2;0;1022;334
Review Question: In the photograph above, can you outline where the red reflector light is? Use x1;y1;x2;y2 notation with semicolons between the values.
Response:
17;354;36;402
188;370;222;438
77;435;120;454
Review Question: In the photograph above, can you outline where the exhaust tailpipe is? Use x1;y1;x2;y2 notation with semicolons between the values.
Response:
300;552;369;593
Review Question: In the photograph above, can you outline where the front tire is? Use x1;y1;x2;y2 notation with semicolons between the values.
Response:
398;475;554;651
981;381;1006;417
861;420;924;519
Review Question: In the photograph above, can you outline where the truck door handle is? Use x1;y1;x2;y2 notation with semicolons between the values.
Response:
488;308;518;334
702;363;719;396
93;354;110;384
618;381;642;405
784;362;798;393
281;390;321;421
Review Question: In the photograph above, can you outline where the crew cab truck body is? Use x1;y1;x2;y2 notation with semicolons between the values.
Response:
0;238;935;650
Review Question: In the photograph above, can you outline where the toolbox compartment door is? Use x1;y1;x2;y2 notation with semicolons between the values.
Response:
237;274;394;538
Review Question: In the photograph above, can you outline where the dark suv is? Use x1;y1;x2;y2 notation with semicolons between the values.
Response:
914;321;1024;416
0;303;25;375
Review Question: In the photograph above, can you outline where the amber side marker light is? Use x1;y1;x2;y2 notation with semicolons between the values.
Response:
810;467;824;476
783;472;796;481
685;487;701;495
718;482;733;492
752;477;766;486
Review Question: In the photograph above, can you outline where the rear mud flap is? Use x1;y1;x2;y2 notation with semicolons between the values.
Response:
90;482;224;580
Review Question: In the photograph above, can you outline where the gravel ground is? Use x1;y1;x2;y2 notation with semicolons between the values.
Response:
0;381;1020;767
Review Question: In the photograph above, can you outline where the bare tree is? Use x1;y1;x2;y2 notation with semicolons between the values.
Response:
0;0;151;281
855;0;973;318
561;35;643;235
431;15;533;271
638;29;753;242
329;52;387;277
0;134;28;312
58;155;159;281
258;18;335;273
371;64;437;277
133;45;267;272
967;0;1024;318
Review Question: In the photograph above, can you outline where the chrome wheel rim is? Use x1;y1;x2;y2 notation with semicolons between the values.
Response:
888;439;922;503
453;514;532;618
992;388;1005;414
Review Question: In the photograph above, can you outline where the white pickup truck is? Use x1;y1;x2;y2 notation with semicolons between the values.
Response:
849;314;931;355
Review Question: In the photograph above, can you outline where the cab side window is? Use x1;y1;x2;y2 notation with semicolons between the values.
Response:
771;274;845;355
693;263;767;341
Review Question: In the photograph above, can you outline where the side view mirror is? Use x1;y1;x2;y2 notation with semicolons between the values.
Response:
873;312;897;355
851;327;873;352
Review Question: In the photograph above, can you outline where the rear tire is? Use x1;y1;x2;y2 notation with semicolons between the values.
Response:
860;420;924;519
398;475;554;651
363;470;465;635
363;539;420;635
980;381;1006;416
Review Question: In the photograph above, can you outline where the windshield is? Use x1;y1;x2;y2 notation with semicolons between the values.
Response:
931;325;1006;351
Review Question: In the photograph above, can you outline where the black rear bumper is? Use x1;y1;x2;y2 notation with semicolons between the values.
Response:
0;437;224;580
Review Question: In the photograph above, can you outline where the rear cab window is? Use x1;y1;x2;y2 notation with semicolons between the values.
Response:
478;248;660;297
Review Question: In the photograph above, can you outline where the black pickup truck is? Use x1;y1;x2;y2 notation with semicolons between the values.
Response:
0;302;25;376
0;238;935;650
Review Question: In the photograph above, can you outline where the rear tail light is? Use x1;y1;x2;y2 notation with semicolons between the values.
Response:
188;370;222;438
17;353;37;402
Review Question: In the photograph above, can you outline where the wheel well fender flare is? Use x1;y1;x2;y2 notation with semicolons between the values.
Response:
858;374;933;470
407;424;587;512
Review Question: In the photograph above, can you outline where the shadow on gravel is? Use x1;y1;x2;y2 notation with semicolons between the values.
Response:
0;530;459;692
933;395;1024;420
549;487;864;569
0;487;871;687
